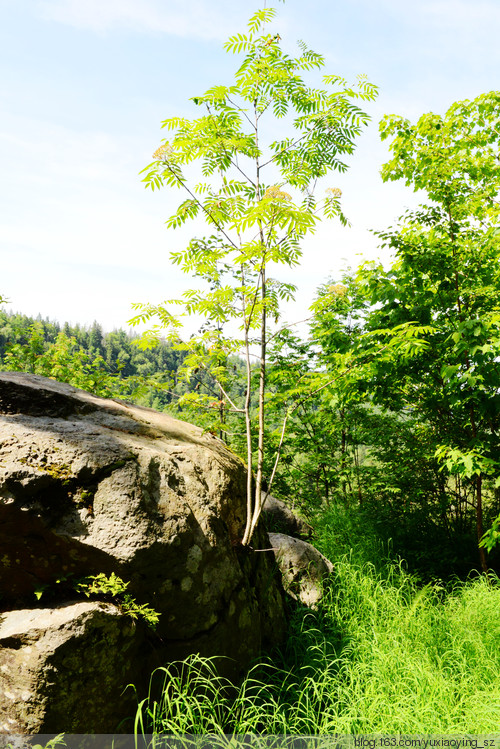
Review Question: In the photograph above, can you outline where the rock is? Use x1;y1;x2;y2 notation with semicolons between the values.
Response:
262;492;313;539
0;372;286;732
268;532;333;608
0;602;140;733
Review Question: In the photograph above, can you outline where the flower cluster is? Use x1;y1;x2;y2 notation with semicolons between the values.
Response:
152;144;175;161
328;283;348;297
263;185;292;201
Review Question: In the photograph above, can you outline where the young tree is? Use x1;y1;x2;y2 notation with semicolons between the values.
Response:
131;6;376;545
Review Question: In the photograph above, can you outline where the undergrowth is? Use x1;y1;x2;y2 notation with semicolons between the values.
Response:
133;505;500;734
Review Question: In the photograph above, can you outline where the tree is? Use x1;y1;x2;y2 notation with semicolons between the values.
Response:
131;6;377;545
3;324;124;397
352;91;500;571
261;277;371;511
88;321;104;355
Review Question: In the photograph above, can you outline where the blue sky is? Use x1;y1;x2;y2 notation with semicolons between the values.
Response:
1;0;499;332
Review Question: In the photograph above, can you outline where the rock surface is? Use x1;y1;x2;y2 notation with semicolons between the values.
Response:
262;492;313;539
268;533;334;608
0;372;286;732
0;601;140;733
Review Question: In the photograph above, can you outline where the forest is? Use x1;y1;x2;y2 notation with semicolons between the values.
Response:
2;4;500;736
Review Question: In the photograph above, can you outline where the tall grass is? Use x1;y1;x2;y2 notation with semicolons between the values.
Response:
134;505;500;734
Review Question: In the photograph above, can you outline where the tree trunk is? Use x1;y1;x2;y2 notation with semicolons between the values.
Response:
476;474;488;573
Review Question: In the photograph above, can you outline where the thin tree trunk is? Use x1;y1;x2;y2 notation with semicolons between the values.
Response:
476;474;488;573
218;385;225;441
241;298;254;546
254;265;266;510
448;197;489;574
468;402;488;573
242;98;266;546
341;420;347;498
246;259;266;543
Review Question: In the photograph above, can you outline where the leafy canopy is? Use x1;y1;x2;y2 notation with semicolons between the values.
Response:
360;91;500;563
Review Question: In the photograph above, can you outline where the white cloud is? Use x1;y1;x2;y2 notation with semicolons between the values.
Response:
420;0;500;26
0;113;190;328
372;0;500;28
38;0;251;39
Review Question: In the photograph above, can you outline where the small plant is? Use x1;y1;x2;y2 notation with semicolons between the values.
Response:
34;572;160;629
76;572;161;629
33;736;66;749
6;734;67;749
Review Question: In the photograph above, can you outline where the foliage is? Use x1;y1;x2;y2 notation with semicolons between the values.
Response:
480;513;500;553
0;310;187;408
262;276;448;580
367;91;500;565
3;323;126;397
76;573;160;628
261;274;373;510
33;572;160;628
30;736;66;749
286;92;500;573
131;5;377;545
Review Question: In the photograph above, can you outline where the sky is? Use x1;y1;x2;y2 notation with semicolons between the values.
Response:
1;0;499;334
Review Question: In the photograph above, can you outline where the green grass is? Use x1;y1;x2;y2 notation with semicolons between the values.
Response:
134;551;500;734
132;502;500;735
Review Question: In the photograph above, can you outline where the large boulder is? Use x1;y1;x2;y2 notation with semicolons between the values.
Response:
0;372;286;732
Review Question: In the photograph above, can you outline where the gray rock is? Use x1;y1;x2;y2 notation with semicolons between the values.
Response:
0;602;140;733
262;492;313;539
0;372;286;732
268;532;333;608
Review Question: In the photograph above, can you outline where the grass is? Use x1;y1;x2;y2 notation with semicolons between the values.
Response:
133;505;500;735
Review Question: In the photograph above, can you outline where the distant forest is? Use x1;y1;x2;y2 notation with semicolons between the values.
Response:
0;309;248;433
0;309;187;411
0;309;181;375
